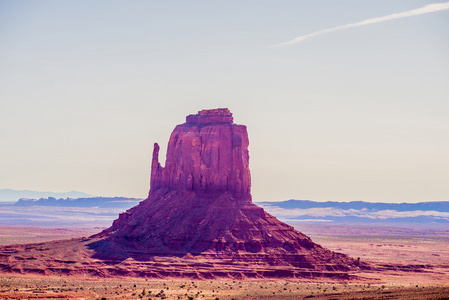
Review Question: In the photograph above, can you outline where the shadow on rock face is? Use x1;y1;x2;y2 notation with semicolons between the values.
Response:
86;109;360;275
0;109;363;279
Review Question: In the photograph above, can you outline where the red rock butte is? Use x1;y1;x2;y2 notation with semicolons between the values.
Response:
150;108;250;197
0;108;364;279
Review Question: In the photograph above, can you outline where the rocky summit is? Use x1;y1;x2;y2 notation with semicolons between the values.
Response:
87;108;361;276
0;108;364;279
150;108;250;196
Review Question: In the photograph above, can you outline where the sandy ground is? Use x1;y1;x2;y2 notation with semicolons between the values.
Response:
0;226;103;246
0;274;448;299
1;225;448;299
300;224;449;286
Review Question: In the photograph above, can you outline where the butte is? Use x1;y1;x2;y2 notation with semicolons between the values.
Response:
0;108;363;279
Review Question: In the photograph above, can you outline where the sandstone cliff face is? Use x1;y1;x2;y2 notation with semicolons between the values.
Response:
0;108;363;279
150;108;250;197
89;109;358;275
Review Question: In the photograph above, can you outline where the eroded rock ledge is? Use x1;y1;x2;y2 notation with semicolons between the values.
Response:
0;108;365;279
151;108;250;197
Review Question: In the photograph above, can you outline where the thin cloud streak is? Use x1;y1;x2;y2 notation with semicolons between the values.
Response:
273;2;449;47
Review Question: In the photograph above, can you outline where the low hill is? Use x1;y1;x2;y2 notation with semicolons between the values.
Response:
15;197;142;209
258;200;449;212
0;197;143;227
257;200;449;225
0;189;93;203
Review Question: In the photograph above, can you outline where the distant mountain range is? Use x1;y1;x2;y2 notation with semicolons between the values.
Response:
257;200;449;212
3;194;449;227
0;189;93;203
256;200;449;224
15;197;143;209
1;196;143;227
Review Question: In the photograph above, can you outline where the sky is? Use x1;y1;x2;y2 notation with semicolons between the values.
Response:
1;0;448;203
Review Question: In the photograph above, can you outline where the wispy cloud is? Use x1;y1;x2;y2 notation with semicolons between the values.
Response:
273;2;449;47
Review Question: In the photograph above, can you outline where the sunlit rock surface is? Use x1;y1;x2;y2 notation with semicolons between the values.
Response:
0;108;363;279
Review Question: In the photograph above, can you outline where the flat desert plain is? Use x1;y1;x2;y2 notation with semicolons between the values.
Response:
1;224;448;299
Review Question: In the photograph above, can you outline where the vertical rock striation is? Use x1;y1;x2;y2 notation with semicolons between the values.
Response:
0;108;365;279
150;108;250;197
88;108;360;277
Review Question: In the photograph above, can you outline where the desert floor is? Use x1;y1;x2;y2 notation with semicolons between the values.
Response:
1;224;448;299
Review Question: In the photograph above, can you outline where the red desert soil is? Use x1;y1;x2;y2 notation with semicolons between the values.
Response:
1;225;448;286
0;226;103;246
0;226;448;299
301;226;449;286
1;273;448;300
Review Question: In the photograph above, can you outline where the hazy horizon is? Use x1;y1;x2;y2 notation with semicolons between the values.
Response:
1;1;448;203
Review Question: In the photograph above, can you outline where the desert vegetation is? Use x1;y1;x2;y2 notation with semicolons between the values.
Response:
1;226;448;299
1;275;449;299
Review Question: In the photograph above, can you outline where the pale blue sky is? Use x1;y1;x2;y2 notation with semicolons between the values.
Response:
1;0;448;202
